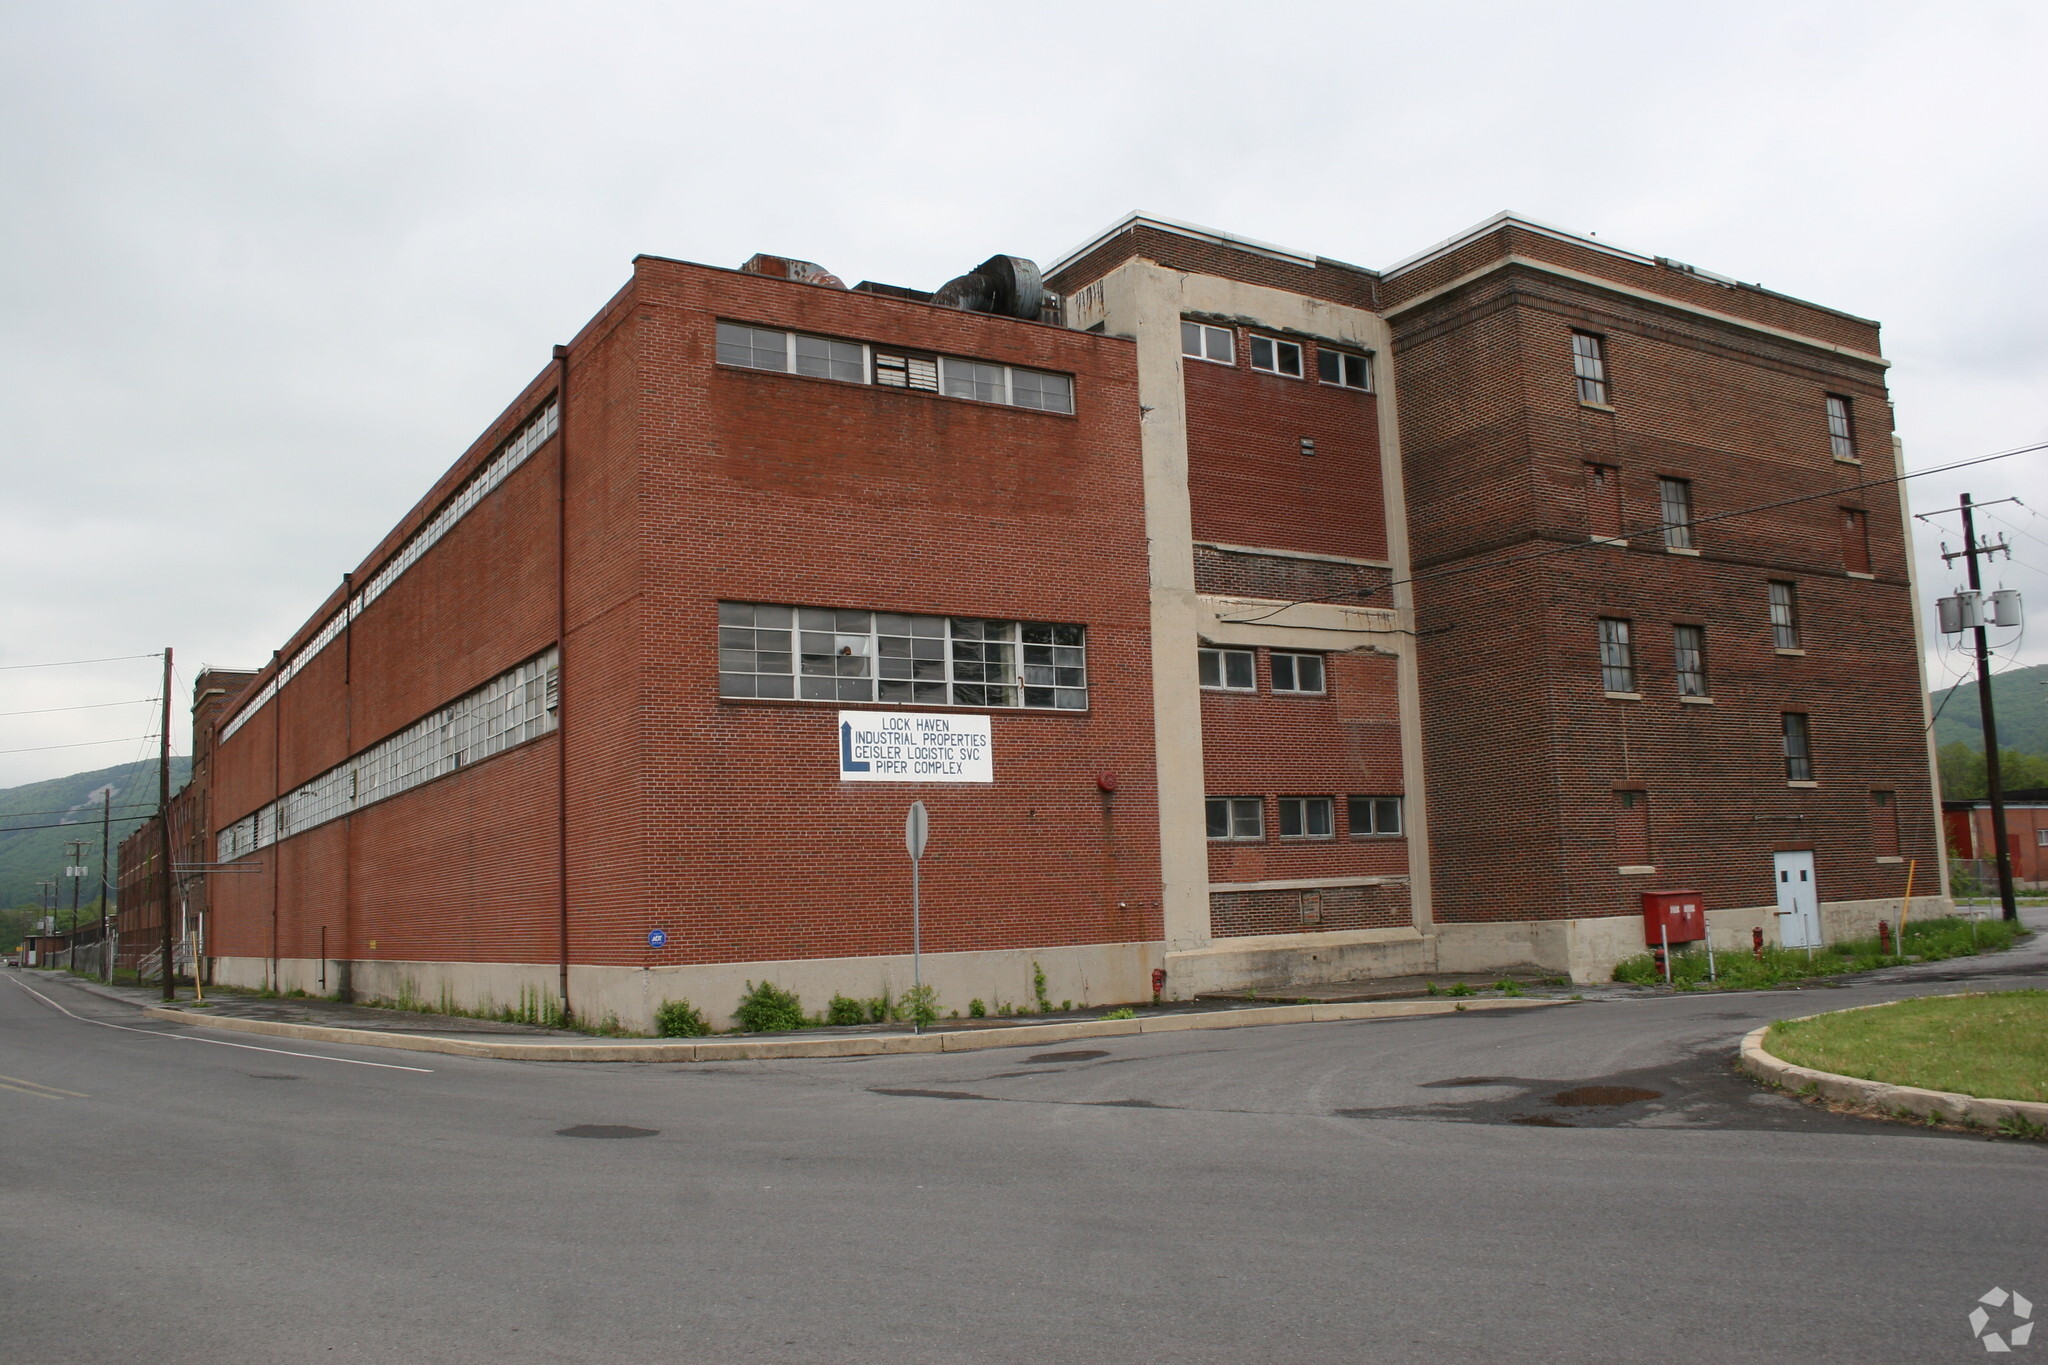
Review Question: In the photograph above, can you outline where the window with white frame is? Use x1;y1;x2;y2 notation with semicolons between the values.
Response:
1278;796;1334;838
1198;647;1255;691
1248;335;1304;377
1206;797;1264;841
1181;321;1235;365
1317;348;1372;390
718;603;1086;710
1768;581;1801;650
1271;652;1325;694
1598;618;1636;693
1658;477;1694;550
717;321;1073;413
1826;395;1856;460
1573;331;1609;404
1348;794;1402;836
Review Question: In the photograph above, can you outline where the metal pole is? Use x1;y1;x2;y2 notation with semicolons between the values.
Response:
159;647;175;1001
1704;912;1716;983
911;855;922;1032
1959;495;2019;922
1660;924;1670;984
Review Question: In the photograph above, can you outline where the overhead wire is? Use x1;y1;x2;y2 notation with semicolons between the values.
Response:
0;698;158;719
0;653;163;671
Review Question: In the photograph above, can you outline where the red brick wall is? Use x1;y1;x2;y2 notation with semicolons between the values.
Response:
1181;338;1387;561
1047;224;1379;310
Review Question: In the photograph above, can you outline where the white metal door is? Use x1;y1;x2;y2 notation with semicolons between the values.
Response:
1773;851;1822;948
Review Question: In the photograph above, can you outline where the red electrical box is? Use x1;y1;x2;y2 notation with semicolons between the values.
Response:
1642;890;1705;946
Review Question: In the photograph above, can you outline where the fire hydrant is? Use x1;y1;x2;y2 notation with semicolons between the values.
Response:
1751;927;1765;961
1877;920;1893;955
1151;967;1167;1003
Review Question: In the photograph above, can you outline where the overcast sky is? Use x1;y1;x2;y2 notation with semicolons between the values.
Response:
2;0;2043;788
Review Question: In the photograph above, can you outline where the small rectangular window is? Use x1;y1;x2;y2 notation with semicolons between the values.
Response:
1181;321;1235;365
1009;369;1074;414
1572;331;1609;405
1271;652;1325;694
1206;797;1264;841
1347;795;1403;836
794;334;864;383
1249;335;1304;378
1316;348;1372;390
1598;618;1636;693
716;322;789;372
1769;581;1801;650
1672;625;1708;697
1827;395;1856;460
1198;647;1255;691
1585;463;1622;540
943;357;1008;404
1841;507;1872;574
1278;797;1334;838
1658;477;1694;551
1782;713;1814;782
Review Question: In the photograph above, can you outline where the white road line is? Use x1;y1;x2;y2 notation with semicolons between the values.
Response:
3;973;434;1073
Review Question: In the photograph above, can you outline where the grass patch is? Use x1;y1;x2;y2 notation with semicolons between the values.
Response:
1768;991;2048;1103
1612;916;2027;990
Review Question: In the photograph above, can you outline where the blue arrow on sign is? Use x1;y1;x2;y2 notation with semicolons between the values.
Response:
840;720;869;773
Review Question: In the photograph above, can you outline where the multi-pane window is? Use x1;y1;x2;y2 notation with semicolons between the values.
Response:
717;321;1072;413
1673;625;1709;697
1841;507;1872;574
1598;618;1636;693
718;603;1086;710
1271;652;1325;694
1347;795;1403;836
1206;797;1264;841
1826;395;1856;460
1181;321;1235;365
1199;647;1255;690
1769;581;1801;649
1249;335;1304;377
1572;331;1609;404
1278;797;1335;838
1782;713;1815;781
1658;477;1694;550
1317;348;1372;390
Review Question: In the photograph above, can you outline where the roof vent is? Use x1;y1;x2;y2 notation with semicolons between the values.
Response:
740;254;847;289
932;254;1044;320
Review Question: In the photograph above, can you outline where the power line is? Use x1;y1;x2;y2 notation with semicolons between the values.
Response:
0;653;163;672
0;817;158;834
0;735;159;756
0;698;157;719
0;804;160;820
1224;439;2047;625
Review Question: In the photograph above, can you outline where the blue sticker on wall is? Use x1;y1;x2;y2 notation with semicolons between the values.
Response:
647;928;668;948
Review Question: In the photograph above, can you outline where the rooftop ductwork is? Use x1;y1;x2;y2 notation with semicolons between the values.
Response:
932;254;1045;320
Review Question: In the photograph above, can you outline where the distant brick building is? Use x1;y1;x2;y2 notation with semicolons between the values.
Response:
132;213;1946;1026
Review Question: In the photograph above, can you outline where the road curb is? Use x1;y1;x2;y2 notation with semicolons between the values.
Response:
140;994;1562;1062
1737;1001;2048;1132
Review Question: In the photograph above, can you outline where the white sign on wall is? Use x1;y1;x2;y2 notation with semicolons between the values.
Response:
838;710;993;783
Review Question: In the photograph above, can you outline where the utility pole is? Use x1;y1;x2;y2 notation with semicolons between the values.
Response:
99;787;112;982
66;839;85;938
159;647;175;1000
1932;494;2021;922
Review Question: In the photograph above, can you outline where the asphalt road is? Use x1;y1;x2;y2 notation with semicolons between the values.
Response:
4;925;2045;1364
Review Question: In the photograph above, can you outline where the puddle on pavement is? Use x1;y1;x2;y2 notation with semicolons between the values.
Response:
556;1124;659;1138
1552;1085;1662;1107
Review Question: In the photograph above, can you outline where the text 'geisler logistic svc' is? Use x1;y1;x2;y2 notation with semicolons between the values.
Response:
837;711;994;783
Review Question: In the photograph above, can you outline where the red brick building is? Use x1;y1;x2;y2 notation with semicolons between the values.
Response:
136;213;1946;1025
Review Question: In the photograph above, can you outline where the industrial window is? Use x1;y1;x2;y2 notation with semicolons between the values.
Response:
1206;797;1264;841
1317;348;1372;391
1827;395;1856;460
1870;790;1899;857
717;603;1086;710
1572;331;1609;405
1658;477;1694;550
1782;713;1815;782
1198;647;1255;691
1598;618;1636;693
1278;797;1335;838
1181;321;1235;365
1841;507;1872;574
1347;794;1403;836
1672;624;1709;697
719;321;1072;413
1585;463;1622;540
1769;581;1801;649
1248;334;1304;378
1270;652;1325;694
217;649;559;863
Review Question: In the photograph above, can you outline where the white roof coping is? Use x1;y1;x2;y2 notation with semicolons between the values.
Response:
1045;212;1328;277
1382;210;1657;277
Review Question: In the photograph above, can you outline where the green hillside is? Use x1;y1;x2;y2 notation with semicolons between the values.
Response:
0;758;190;925
1932;662;2048;756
